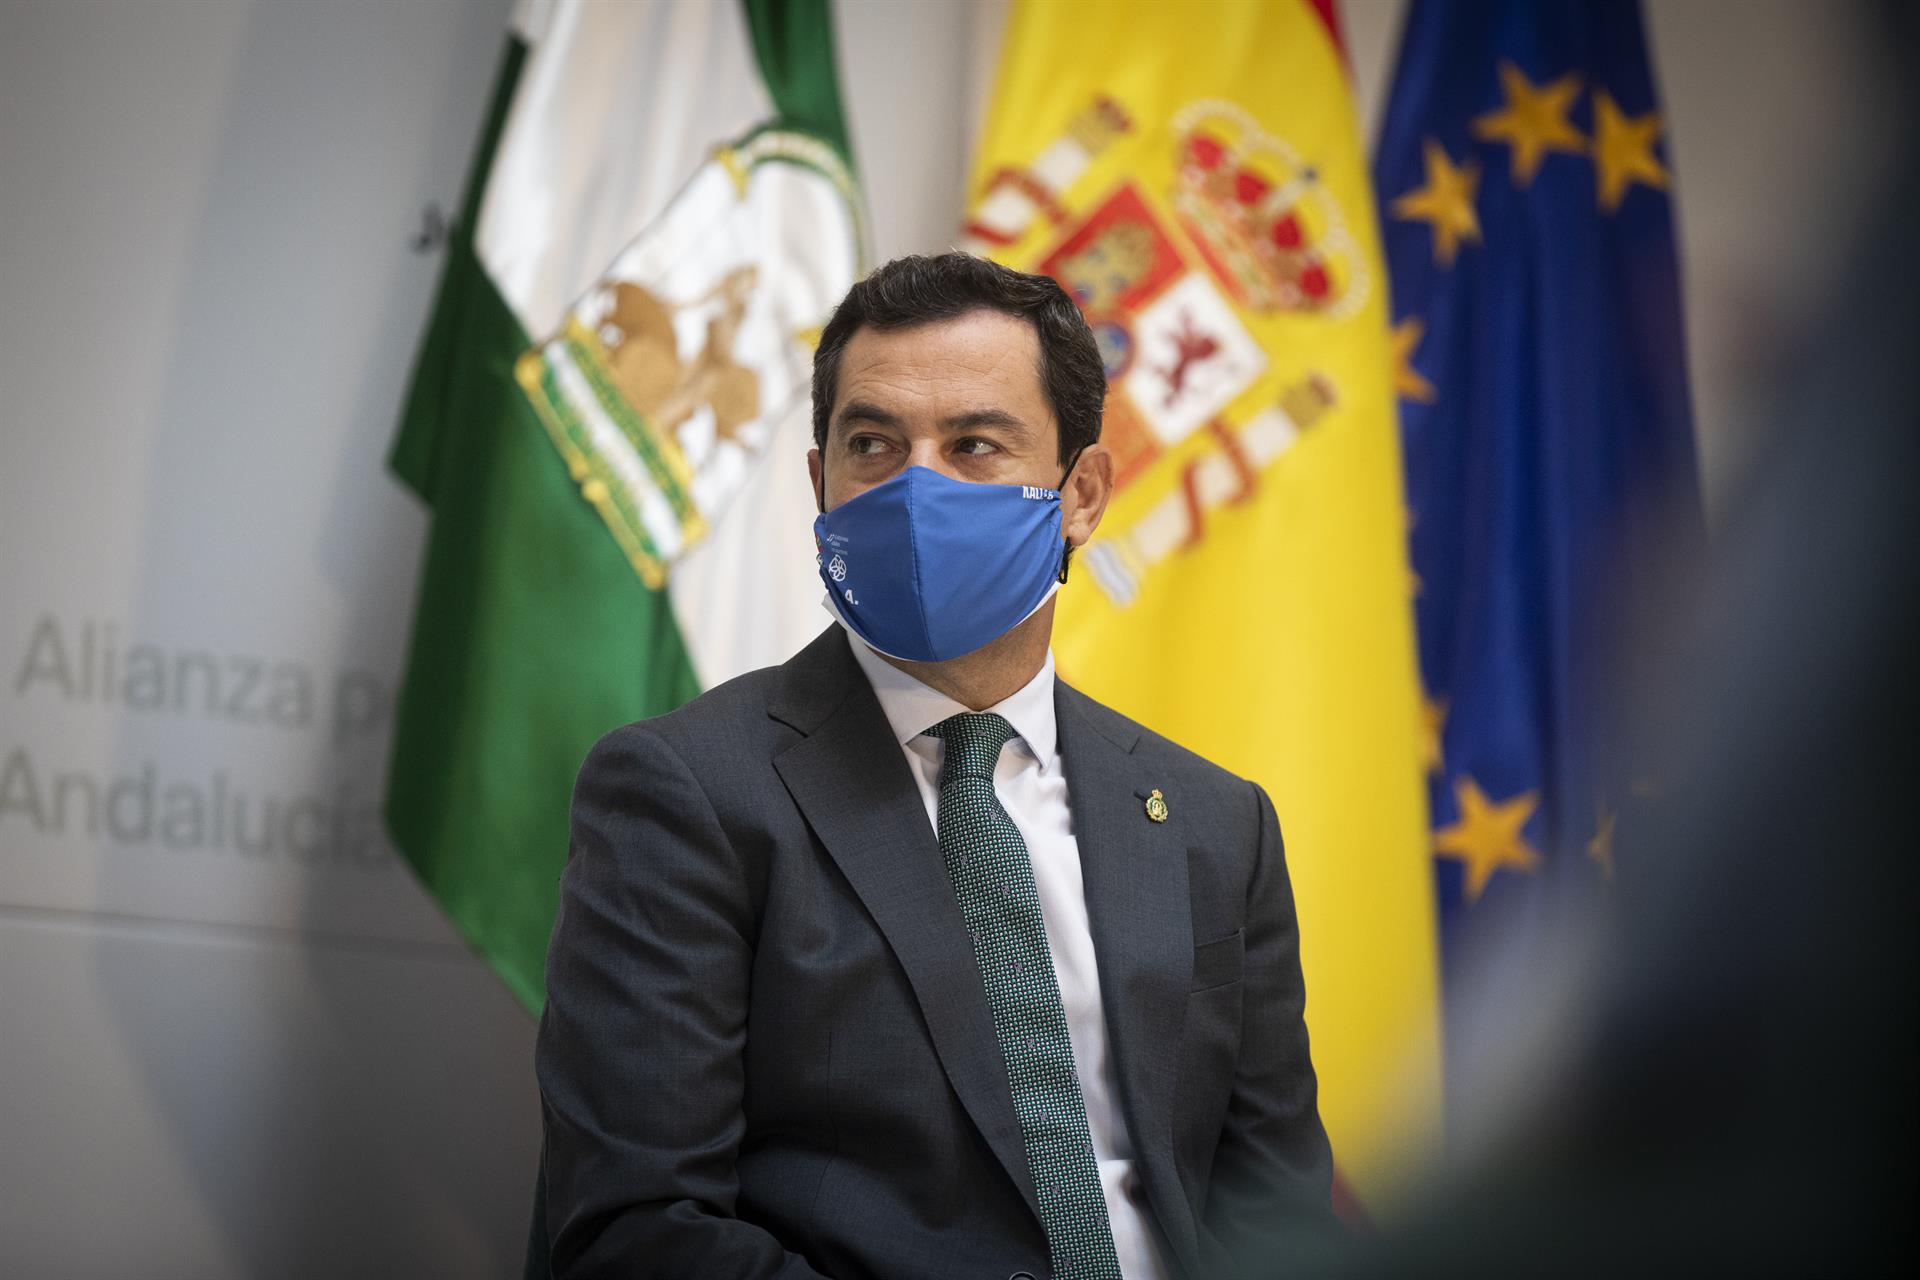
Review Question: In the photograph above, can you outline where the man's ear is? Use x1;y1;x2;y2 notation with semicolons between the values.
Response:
807;447;825;514
1062;442;1114;548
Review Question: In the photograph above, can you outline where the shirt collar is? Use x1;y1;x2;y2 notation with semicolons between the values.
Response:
839;623;1059;773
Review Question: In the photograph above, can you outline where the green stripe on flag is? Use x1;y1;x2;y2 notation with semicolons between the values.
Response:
391;34;527;501
386;235;702;1012
384;36;701;1012
742;0;854;165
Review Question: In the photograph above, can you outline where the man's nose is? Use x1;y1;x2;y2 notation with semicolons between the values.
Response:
903;438;957;477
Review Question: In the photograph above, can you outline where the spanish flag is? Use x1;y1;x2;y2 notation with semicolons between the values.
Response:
966;0;1438;1208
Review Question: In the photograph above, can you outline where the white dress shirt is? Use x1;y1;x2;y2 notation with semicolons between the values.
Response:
842;629;1172;1280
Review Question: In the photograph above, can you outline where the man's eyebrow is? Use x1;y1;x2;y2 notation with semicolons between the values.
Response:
940;409;1033;437
833;399;904;430
832;401;1037;439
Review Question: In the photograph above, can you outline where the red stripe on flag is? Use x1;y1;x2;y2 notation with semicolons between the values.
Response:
1305;0;1352;73
961;221;1020;247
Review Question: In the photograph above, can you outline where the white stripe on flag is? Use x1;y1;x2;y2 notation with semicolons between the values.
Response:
477;0;773;336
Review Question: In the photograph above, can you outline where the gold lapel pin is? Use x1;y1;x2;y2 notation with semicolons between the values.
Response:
1144;788;1169;823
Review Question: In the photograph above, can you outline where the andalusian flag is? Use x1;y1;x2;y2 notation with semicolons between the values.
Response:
387;0;864;1012
965;1;1439;1206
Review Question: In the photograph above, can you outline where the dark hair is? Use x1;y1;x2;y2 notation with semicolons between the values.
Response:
810;253;1105;467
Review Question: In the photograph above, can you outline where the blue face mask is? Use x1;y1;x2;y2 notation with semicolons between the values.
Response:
814;465;1068;663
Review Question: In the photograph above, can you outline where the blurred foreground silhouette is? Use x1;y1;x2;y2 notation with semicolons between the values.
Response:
1231;8;1919;1275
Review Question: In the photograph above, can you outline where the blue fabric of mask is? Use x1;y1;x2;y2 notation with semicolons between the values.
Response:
814;465;1067;663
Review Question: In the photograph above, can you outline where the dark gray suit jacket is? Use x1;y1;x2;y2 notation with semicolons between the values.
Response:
536;626;1334;1278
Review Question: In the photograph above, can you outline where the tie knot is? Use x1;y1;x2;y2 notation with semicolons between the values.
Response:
926;711;1018;781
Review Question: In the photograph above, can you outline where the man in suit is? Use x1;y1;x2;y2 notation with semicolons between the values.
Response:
537;253;1334;1279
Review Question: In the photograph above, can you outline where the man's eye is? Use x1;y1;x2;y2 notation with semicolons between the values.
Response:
954;437;997;456
849;435;890;455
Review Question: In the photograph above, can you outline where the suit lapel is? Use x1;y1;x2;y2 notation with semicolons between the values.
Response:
1056;682;1199;1264
769;628;1043;1224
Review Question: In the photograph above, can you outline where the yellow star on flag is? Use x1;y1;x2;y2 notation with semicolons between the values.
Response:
1391;316;1438;404
1434;776;1541;904
1471;61;1587;187
1591;89;1669;212
1391;139;1482;267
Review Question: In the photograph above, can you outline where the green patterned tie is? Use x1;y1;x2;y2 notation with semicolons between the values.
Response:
926;712;1124;1280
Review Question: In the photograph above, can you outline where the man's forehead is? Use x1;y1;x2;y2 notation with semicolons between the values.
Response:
833;310;1048;413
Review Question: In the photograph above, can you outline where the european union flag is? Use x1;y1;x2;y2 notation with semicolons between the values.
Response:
1374;0;1702;1047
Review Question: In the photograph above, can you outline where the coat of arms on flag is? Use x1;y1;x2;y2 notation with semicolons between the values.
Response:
517;127;863;589
965;97;1365;607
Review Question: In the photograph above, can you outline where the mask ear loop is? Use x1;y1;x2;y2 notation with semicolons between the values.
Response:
1057;443;1089;585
